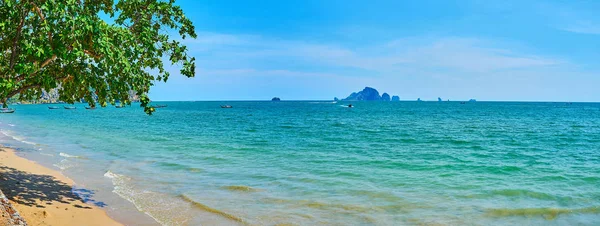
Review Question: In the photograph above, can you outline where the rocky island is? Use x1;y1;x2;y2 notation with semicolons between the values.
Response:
272;97;281;101
381;93;391;101
342;87;399;101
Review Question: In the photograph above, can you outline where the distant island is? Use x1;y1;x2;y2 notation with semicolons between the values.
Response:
342;87;400;101
381;93;391;101
272;97;281;101
340;89;476;102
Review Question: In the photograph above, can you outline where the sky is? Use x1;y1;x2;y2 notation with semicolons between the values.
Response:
148;0;600;101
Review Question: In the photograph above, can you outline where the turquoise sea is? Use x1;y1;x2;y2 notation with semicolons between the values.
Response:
1;101;600;225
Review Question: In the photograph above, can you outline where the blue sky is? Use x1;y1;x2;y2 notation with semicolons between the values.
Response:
149;0;600;101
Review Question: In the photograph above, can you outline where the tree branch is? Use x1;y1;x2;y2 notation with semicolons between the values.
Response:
7;74;69;100
7;84;41;99
31;3;54;46
9;6;28;70
84;50;102;59
14;55;58;82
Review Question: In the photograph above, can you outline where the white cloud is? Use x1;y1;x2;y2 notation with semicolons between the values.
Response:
155;31;586;101
391;38;559;73
531;2;600;35
186;32;560;75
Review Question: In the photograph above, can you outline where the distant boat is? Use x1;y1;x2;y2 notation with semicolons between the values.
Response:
115;105;125;108
85;106;96;110
154;105;168;108
0;108;15;113
221;105;233;108
48;106;60;109
64;106;76;109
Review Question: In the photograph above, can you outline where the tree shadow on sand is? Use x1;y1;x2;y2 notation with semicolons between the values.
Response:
0;166;106;209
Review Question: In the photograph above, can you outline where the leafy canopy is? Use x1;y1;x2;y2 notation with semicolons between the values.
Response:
0;0;196;114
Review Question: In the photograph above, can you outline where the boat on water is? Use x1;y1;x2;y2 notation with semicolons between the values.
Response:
153;104;168;108
85;106;96;110
0;108;15;113
48;106;60;109
64;106;76;109
115;105;125;108
221;105;233;108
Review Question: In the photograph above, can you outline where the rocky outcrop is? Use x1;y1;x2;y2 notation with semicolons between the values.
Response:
392;96;400;101
343;87;382;101
0;189;27;225
334;97;339;101
438;97;442;102
381;93;391;101
271;97;281;101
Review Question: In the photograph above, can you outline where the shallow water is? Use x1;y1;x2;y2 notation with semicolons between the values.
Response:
1;101;600;225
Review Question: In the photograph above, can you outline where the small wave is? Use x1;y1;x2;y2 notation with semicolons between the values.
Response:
104;171;195;226
103;170;122;179
0;130;38;146
469;189;560;201
8;124;15;127
223;185;260;192
39;153;54;157
53;159;77;170
178;194;245;223
449;139;470;145
262;198;392;213
485;206;600;220
188;167;203;173
59;152;86;159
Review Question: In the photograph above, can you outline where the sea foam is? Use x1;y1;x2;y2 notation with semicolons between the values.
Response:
104;171;194;226
59;152;86;159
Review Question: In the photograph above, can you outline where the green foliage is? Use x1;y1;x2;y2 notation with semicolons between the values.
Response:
0;0;196;114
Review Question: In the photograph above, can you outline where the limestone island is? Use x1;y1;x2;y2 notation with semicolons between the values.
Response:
342;87;399;101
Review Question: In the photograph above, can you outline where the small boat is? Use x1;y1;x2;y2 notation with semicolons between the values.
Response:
64;106;76;109
347;104;354;108
0;108;15;113
154;105;168;108
115;105;125;108
48;106;60;109
85;106;96;110
221;105;233;108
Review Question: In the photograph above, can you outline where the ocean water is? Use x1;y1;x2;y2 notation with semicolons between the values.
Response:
1;101;600;226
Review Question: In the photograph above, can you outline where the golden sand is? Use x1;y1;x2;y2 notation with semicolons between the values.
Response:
0;147;122;226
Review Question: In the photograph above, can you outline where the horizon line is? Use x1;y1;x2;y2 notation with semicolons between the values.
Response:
148;99;599;103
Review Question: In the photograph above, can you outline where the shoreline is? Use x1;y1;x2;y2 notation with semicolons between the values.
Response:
0;146;123;226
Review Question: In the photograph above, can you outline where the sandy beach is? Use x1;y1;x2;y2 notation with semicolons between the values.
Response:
0;147;122;226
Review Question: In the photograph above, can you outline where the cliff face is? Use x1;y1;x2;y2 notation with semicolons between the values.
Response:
343;87;382;101
11;88;140;104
